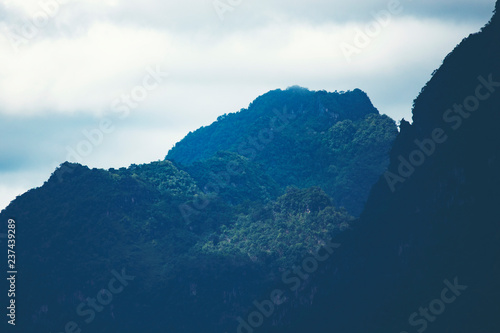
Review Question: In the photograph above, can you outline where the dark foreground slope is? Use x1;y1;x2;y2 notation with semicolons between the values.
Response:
271;3;500;333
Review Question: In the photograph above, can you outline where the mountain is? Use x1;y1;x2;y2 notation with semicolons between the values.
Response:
167;87;378;165
167;87;398;215
6;2;497;331
0;87;396;332
269;3;500;333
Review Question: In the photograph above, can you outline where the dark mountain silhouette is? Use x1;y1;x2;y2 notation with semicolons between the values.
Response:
268;2;500;333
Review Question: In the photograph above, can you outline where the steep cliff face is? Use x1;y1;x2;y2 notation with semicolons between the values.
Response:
273;4;500;333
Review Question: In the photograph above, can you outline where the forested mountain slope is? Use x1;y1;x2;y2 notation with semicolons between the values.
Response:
271;3;500;333
0;87;396;332
167;87;397;215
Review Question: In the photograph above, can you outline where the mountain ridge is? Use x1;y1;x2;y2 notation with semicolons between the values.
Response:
167;87;379;164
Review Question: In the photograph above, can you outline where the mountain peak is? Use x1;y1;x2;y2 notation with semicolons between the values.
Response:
166;87;396;215
167;87;379;165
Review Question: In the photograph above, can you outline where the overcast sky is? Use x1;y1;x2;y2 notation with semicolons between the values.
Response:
0;0;496;211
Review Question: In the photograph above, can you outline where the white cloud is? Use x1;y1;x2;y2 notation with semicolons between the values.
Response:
0;10;485;116
0;21;171;115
